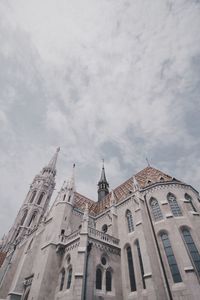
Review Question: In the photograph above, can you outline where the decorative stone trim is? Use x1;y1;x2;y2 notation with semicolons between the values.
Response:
184;266;194;273
78;247;86;253
166;214;173;219
135;208;141;212
136;221;142;227
143;273;152;279
191;212;200;216
74;273;84;278
90;240;120;255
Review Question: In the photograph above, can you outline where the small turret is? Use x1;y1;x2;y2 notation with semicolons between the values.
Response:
97;160;109;202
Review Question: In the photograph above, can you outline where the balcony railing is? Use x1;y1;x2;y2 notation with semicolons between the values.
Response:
58;227;120;248
59;229;80;244
88;227;119;246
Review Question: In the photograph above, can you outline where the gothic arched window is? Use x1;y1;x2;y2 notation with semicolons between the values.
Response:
106;269;112;292
21;210;28;225
135;240;146;289
67;268;72;289
167;193;182;216
126;246;136;291
150;197;163;221
96;268;102;290
185;193;197;212
181;228;200;276
126;210;134;232
28;211;37;227
30;191;36;203
37;192;45;205
60;269;65;291
160;232;182;283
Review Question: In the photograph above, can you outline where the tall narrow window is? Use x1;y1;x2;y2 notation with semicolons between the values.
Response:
135;240;146;289
106;270;112;291
30;191;36;203
21;210;28;225
60;269;65;291
150;197;163;221
126;246;136;291
96;268;102;290
67;268;72;289
181;228;200;276
167;193;182;216
160;232;182;283
37;192;45;205
28;212;37;227
185;193;197;212
126;210;134;232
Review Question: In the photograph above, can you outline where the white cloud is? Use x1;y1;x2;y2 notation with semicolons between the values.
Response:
0;0;200;236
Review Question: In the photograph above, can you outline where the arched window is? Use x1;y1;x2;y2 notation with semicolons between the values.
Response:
60;269;65;291
30;191;36;203
102;224;108;233
27;238;33;251
167;193;182;216
21;210;28;225
63;194;66;201
185;193;197;212
96;268;102;290
181;228;200;276
106;269;112;292
28;211;37;227
126;210;134;232
126;246;136;291
135;240;146;289
150;197;163;221
23;288;30;300
160;232;182;283
67;268;72;289
37;192;45;205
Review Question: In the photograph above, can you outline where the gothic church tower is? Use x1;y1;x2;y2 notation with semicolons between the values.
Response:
2;148;60;252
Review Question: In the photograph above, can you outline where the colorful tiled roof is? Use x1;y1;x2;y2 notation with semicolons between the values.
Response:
73;166;180;216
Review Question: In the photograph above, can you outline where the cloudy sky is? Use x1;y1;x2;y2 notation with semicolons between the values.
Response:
0;0;200;237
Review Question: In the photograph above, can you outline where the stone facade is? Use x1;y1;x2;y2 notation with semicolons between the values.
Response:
1;151;200;300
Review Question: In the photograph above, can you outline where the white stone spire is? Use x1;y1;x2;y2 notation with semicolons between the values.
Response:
133;176;140;192
110;190;116;206
42;147;60;177
47;147;60;169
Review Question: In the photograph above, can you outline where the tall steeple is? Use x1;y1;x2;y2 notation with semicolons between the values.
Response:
2;148;60;251
97;160;109;202
41;147;60;177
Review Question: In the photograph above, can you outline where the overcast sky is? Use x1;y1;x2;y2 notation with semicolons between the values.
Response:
0;0;200;238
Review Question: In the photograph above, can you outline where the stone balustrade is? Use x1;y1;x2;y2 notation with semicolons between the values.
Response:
88;227;119;246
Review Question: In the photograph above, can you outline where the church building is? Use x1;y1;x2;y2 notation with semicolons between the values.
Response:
0;148;200;300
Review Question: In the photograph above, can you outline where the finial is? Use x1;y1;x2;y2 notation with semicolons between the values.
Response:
102;158;104;168
110;190;116;206
146;157;150;167
133;176;140;192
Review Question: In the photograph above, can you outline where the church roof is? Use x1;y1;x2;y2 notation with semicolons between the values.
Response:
73;166;181;216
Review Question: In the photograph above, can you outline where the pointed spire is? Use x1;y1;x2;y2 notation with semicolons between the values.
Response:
47;147;60;170
83;202;89;221
133;176;140;192
64;163;76;191
98;159;109;202
110;190;116;206
42;147;60;177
